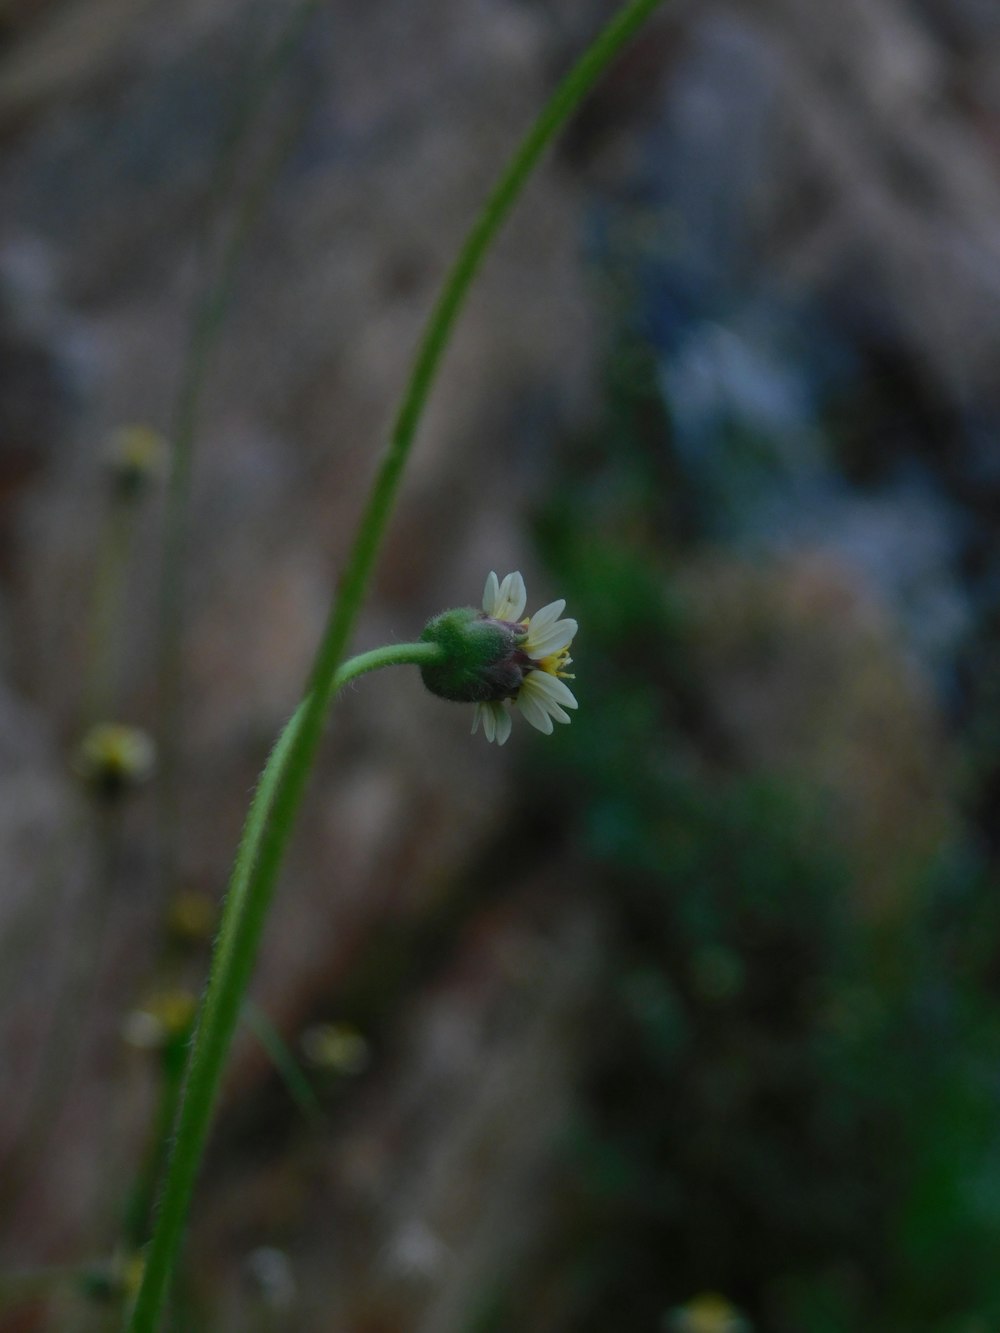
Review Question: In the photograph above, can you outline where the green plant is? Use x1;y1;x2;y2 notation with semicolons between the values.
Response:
126;4;668;1328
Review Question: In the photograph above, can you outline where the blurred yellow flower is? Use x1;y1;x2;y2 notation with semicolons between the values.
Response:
106;423;168;498
166;889;217;945
74;723;156;797
665;1292;751;1333
122;990;197;1049
299;1021;370;1075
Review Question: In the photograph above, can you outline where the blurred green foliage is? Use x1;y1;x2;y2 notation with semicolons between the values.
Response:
514;337;1000;1333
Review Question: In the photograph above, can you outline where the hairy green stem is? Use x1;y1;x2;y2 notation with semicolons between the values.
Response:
127;3;666;1326
126;643;441;1330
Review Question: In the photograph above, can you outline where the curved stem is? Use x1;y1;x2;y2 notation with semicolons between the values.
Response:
126;643;441;1331
127;3;667;1326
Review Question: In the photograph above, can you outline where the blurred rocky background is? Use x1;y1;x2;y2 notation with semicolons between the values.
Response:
2;0;1000;1329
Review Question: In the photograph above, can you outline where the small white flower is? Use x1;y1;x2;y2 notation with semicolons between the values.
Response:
472;570;578;745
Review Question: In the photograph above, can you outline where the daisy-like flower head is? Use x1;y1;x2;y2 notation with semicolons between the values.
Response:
472;571;577;745
419;571;577;746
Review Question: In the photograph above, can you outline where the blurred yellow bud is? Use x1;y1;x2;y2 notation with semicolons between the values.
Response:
299;1021;370;1075
106;424;168;499
79;1249;145;1303
665;1292;751;1333
166;889;217;945
74;723;156;798
122;990;197;1050
120;1252;145;1300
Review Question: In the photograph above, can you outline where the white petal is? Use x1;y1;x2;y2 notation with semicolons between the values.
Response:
525;618;577;658
494;571;527;622
482;571;500;615
519;674;571;724
494;707;512;746
534;695;570;723
526;599;565;632
527;672;578;710
482;703;497;743
471;703;483;735
516;686;555;734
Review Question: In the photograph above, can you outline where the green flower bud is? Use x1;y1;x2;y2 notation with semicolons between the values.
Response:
419;606;530;703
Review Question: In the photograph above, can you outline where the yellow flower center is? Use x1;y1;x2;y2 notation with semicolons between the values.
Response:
538;648;574;679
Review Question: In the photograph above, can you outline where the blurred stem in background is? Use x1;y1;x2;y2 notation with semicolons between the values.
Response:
0;802;124;1220
155;0;328;902
0;428;162;1224
241;998;327;1128
126;4;670;1327
84;495;138;725
122;1013;198;1262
